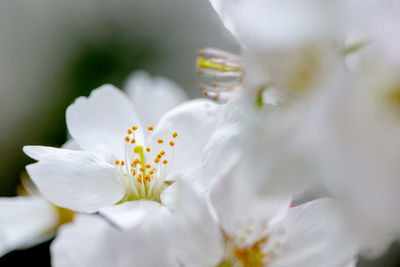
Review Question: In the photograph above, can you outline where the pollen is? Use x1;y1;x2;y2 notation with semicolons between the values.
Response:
169;141;175;147
139;167;145;172
146;164;151;169
172;132;178;138
157;154;162;159
115;160;120;165
133;159;140;165
163;160;168;164
148;126;154;131
146;147;151;152
157;139;164;144
121;161;125;166
132;126;138;131
130;139;136;144
127;129;133;134
125;136;130;142
160;151;165;156
154;158;160;163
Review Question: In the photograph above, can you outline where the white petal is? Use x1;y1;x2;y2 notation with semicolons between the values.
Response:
0;196;58;257
209;0;240;41
270;199;360;267
52;211;179;267
98;200;164;230
148;99;222;179
124;71;187;127
24;146;125;213
66;84;144;160
210;165;291;246
172;180;225;266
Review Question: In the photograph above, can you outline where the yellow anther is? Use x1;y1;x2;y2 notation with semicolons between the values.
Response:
121;161;125;166
197;56;239;72
154;158;160;163
157;154;162;159
125;136;130;142
137;175;142;183
134;159;140;164
172;132;178;138
149;170;154;175
115;160;120;165
148;126;154;131
160;151;165;156
163;160;168;165
169;141;175;147
139;167;145;172
133;169;136;176
130;139;136;144
127;129;133;134
146;164;151;169
145;175;150;182
146;147;151;152
132;126;138;131
157;139;164;144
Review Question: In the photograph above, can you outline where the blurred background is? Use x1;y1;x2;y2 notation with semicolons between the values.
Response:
0;0;399;266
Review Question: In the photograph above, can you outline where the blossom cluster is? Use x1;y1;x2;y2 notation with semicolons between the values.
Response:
2;0;400;266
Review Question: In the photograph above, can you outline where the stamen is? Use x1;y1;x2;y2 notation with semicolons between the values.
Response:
157;139;164;144
160;151;165;156
148;126;154;131
172;132;178;138
146;147;151;152
169;141;175;147
130;139;136;144
125;136;130;142
163;160;168;165
127;129;133;134
115;160;120;165
132;126;138;131
121;161;125;166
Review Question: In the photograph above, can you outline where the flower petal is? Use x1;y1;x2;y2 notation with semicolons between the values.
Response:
0;196;58;257
172;179;225;266
148;99;222;179
269;199;360;267
66;84;144;160
24;146;125;213
98;200;164;230
52;211;179;267
210;165;291;246
124;71;187;127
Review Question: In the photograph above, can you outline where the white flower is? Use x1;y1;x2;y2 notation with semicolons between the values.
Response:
306;57;400;257
0;196;58;257
174;169;360;267
207;0;345;102
51;201;180;267
24;85;221;213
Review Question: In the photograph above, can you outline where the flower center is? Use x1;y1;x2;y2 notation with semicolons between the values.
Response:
197;47;244;102
114;126;178;202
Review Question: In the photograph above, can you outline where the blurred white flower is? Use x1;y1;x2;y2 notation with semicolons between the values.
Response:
207;0;344;103
24;85;221;213
176;168;359;267
308;57;400;257
51;201;180;267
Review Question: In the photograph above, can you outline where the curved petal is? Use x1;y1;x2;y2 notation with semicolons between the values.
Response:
269;199;360;267
24;146;125;213
172;179;225;266
147;99;222;179
52;211;179;267
124;71;187;127
210;165;291;246
66;84;144;160
98;200;164;230
0;196;58;257
209;0;241;42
